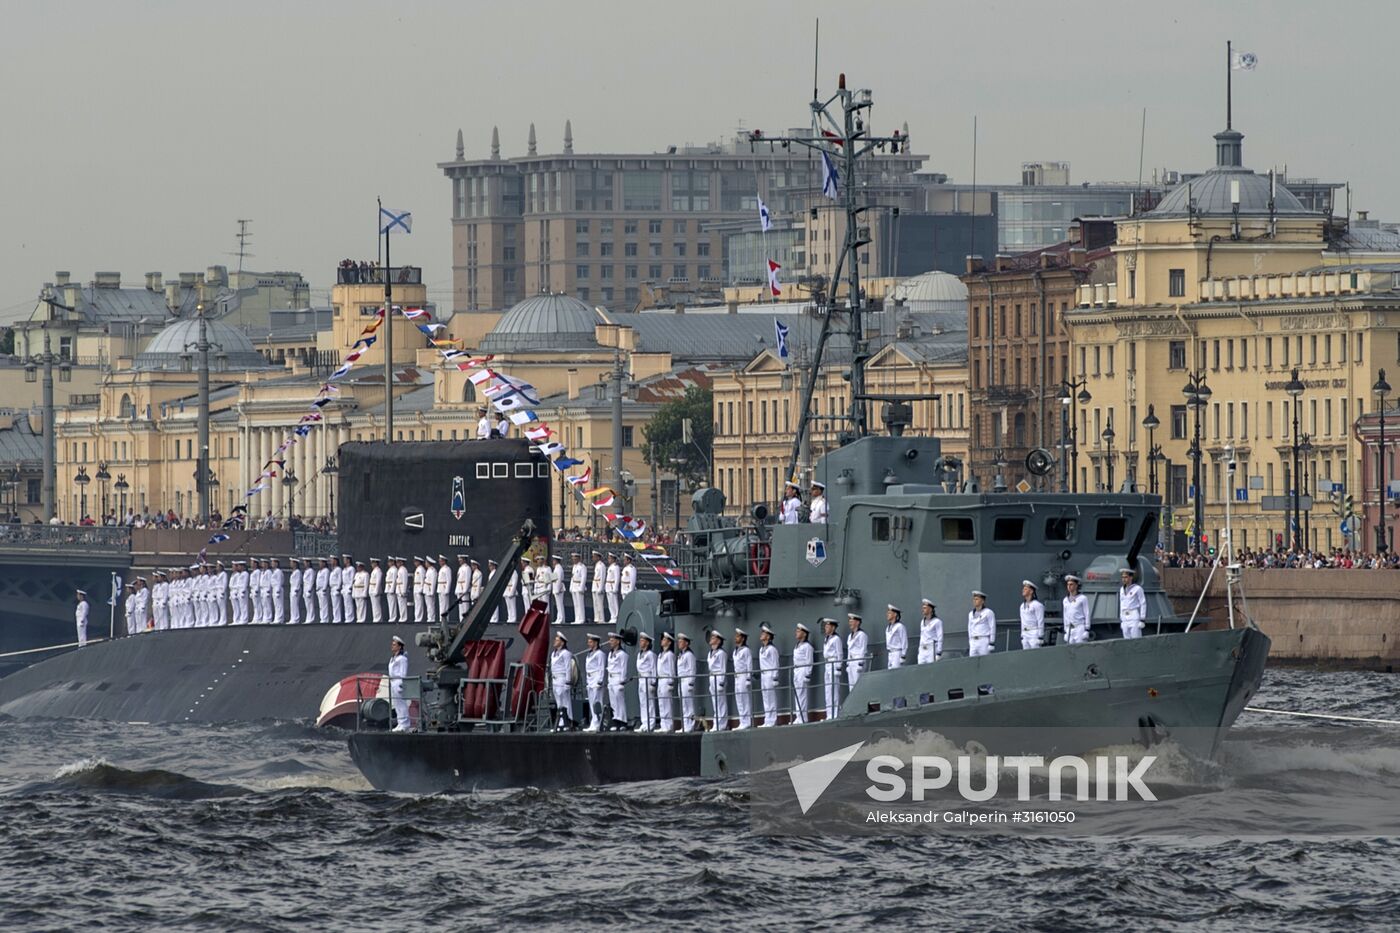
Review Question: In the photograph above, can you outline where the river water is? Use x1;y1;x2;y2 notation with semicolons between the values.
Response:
1;668;1397;931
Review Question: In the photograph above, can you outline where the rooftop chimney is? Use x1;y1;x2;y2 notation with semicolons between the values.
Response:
54;271;71;286
564;119;573;154
456;128;464;160
491;126;500;160
528;123;537;156
567;368;580;400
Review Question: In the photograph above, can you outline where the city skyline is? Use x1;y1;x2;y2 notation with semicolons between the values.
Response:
1;0;1393;317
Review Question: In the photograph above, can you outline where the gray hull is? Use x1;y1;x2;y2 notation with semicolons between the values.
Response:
348;626;1269;792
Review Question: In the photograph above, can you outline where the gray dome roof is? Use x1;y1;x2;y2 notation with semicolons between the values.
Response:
890;271;969;312
1150;128;1312;218
480;293;604;353
133;317;271;372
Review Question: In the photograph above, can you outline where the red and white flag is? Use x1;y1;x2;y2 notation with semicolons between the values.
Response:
767;259;782;297
567;466;592;487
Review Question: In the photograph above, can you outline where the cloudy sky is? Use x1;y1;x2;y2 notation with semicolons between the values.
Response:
0;0;1391;316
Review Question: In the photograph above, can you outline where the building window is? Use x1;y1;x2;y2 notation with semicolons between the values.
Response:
576;242;590;257
648;219;663;234
673;264;686;279
697;241;710;257
600;242;614;257
648;264;663;279
624;242;638;257
625;265;638;280
622;173;662;211
697;264;711;279
621;426;634;447
1170;404;1187;439
673;242;687;257
1168;268;1185;297
649;243;663;258
576;265;590;279
600;265;613;279
576;220;589;235
624;220;638;235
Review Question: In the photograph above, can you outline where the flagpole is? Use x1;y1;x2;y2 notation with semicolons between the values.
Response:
382;198;394;444
1226;40;1232;131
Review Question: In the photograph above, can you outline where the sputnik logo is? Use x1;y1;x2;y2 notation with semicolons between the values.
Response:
787;741;865;814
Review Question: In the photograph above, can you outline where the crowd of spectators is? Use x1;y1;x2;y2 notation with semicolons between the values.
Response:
1157;545;1400;570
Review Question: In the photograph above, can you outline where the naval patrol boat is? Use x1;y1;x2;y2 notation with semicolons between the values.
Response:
347;76;1270;793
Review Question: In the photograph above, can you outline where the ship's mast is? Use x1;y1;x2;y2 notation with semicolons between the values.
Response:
749;76;913;484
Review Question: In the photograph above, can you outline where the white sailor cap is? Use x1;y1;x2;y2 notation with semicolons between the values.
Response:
638;631;652;642
75;589;87;596
710;631;725;643
592;550;602;556
317;556;328;562
811;480;826;490
760;624;775;636
188;564;199;571
847;612;863;622
413;556;423;562
288;558;299;565
1064;574;1081;584
438;554;448;560
606;631;621;640
551;555;562;562
391;635;405;647
370;557;380;563
488;559;498;565
972;589;987;598
820;617;838;627
676;631;690;641
1021;579;1037;591
797;622;812;633
341;553;352;559
586;632;601;641
425;556;437;565
1120;567;1137;577
734;627;747;637
470;559;480;566
921;597;935;607
662;631;675;641
785;477;801;489
356;560;364;567
555;632;568;644
887;603;901;614
457;554;468;560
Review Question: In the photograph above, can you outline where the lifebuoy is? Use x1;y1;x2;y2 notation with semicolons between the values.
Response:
749;541;771;577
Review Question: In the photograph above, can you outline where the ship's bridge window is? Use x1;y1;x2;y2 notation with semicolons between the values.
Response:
1095;516;1128;543
940;516;975;543
992;517;1026;543
1045;517;1077;542
871;514;891;541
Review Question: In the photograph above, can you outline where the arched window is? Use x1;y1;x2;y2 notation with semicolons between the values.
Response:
119;394;135;419
463;382;477;403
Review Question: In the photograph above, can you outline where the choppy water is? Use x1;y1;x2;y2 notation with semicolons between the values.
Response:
1;668;1398;931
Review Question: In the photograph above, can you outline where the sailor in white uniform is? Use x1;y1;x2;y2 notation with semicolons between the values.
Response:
423;556;440;623
569;553;587;624
583;633;607;732
917;598;944;663
1019;580;1045;650
635;632;656;732
732;628;754;729
792;622;814;723
411;557;426;623
352;560;370;623
590;551;606;625
1119;568;1147;639
604;554;621;623
549;555;567;624
287;559;303;625
845;613;869;687
476;407;493;439
821;618;844;719
133;578;150;632
150;573;167;632
706;631;729;731
215;562;229;627
75;589;89;647
503;559;521;627
339;555;355;624
620;554;637;601
1063;574;1091;644
388;635;411;732
550;633;576;730
122;583;135;636
315;557;332;624
884;604;908;669
656;631;677;732
606;631;629;729
808;481;828;524
967;590;995;657
486;560;500;625
436;553;452;620
454;555;471;622
395;557;410;623
328;557;344;624
369;557;384;624
256;559;271;624
269;558;285;625
302;557;317;624
779;479;802;524
757;624;780;727
469;559;484;617
676;632;697;731
385;556;399;624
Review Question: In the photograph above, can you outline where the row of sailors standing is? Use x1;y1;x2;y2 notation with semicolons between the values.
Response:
107;547;648;635
543;570;1149;731
548;602;943;731
779;479;828;525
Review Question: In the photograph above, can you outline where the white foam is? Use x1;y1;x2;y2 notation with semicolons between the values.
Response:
53;757;111;779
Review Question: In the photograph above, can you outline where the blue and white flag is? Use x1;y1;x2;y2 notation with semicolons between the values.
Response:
758;196;773;232
774;319;790;363
820;151;839;200
108;572;122;607
379;207;412;234
207;533;230;545
1230;50;1258;71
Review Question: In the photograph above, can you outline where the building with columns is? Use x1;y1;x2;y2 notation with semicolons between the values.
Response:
1064;121;1400;553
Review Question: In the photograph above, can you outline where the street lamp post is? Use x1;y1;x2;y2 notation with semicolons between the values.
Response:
74;465;90;521
1374;368;1391;553
668;455;687;532
114;473;130;518
1058;393;1071;493
1284;367;1305;551
95;461;110;519
1182;371;1212;553
321;456;338;524
1299;433;1313;550
1141;405;1161;495
1101;415;1116;492
1058;377;1091;493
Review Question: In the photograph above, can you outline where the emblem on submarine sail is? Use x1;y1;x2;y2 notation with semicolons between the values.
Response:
806;537;827;567
451;475;466;520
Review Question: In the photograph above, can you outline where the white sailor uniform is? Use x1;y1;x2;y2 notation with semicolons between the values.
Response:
636;643;657;731
1019;598;1045;650
1063;592;1091;644
1119;582;1147;639
732;641;754;729
388;651;410;732
606;644;629;727
657;645;676;732
75;596;89;647
822;632;844;719
846;627;868;686
967;606;996;657
677;646;697;731
792;639;814;722
550;645;575;729
885;619;908;669
707;646;729;731
584;646;607;731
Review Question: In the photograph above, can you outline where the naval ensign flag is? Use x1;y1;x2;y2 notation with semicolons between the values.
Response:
767;258;782;297
758;196;773;232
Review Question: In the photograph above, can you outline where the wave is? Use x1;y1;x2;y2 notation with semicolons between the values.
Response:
25;758;247;801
